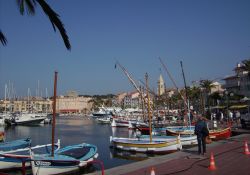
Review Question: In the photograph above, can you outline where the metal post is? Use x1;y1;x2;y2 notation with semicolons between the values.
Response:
21;161;26;175
52;71;58;157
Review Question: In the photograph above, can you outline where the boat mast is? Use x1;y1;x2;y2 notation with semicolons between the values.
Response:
180;61;191;126
115;61;142;95
158;57;187;105
115;61;151;117
4;84;7;113
52;71;58;157
145;73;152;143
139;86;146;121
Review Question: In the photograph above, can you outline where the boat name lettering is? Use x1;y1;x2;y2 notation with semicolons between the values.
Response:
35;161;51;166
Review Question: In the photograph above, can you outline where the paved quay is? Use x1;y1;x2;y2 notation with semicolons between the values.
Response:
89;133;250;175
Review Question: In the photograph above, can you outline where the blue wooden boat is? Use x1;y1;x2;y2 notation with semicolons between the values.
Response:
31;143;98;175
31;72;99;175
0;139;60;170
0;138;31;152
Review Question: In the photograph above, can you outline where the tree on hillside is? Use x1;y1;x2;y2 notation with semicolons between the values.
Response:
0;0;71;50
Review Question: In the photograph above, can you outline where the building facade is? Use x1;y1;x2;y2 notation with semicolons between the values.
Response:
223;63;250;97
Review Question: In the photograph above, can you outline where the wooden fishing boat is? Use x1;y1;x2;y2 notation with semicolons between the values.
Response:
109;73;182;154
110;136;181;154
0;139;60;170
208;127;231;141
30;72;99;175
0;138;31;152
111;118;130;127
139;134;197;146
165;126;195;136
31;143;98;175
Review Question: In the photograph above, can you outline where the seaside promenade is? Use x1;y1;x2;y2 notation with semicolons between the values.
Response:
89;132;250;175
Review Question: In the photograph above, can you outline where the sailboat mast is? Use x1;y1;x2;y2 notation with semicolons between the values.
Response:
180;61;191;126
52;71;58;157
159;57;186;105
145;73;152;143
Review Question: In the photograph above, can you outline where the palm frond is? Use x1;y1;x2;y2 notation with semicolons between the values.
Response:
0;30;8;46
242;59;250;72
16;0;36;15
36;0;71;50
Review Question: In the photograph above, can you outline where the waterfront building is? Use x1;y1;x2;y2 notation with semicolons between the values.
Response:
0;97;52;113
112;92;127;107
223;62;250;97
57;91;92;114
123;91;141;108
211;81;224;94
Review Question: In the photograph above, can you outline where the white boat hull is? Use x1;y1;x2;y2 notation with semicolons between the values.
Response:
0;160;31;170
139;135;198;146
110;136;182;153
31;161;79;175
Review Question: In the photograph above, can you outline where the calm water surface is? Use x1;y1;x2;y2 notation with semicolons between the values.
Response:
2;116;148;174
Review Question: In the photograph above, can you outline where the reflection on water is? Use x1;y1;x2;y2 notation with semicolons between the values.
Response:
110;149;149;161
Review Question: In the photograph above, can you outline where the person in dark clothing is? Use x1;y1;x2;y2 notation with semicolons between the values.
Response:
195;115;209;155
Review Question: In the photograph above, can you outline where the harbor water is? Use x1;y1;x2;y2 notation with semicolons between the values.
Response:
2;116;150;174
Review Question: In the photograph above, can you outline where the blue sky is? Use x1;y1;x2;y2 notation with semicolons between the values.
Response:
0;0;250;98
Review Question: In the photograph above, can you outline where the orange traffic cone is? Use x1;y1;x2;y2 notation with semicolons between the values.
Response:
208;152;216;171
244;141;250;155
150;167;156;175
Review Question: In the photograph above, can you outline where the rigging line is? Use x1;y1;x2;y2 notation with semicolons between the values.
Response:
115;61;153;112
158;57;187;106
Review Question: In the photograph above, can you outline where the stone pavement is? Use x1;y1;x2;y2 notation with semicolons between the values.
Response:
88;133;250;175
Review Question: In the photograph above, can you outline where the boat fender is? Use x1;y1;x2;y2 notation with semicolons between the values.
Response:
177;135;182;150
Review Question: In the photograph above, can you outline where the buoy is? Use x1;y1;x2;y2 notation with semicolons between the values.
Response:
208;152;216;171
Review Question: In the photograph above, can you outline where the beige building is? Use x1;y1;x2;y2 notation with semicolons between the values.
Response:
0;91;92;114
211;81;224;94
57;95;92;114
0;97;52;113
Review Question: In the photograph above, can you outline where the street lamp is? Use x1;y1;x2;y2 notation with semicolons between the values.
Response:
225;91;234;122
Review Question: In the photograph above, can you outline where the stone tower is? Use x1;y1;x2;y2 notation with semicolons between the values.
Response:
157;74;165;96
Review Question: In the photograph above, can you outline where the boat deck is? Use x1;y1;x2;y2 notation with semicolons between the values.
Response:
88;133;250;175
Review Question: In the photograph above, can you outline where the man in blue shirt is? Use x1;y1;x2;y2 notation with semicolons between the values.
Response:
195;115;209;155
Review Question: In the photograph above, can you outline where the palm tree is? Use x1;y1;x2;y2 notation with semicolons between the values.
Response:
0;0;71;50
188;86;201;113
200;79;215;117
242;59;250;76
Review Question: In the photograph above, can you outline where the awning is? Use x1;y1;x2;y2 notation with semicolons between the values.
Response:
229;105;248;109
211;106;226;109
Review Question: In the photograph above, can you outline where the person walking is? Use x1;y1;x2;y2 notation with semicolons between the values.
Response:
195;115;209;155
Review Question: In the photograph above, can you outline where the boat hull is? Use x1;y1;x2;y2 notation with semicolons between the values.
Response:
139;135;197;146
31;143;98;175
111;119;130;127
110;137;181;154
209;127;231;141
0;140;60;170
31;159;79;175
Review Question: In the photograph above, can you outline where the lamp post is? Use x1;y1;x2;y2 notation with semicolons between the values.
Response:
225;91;229;122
